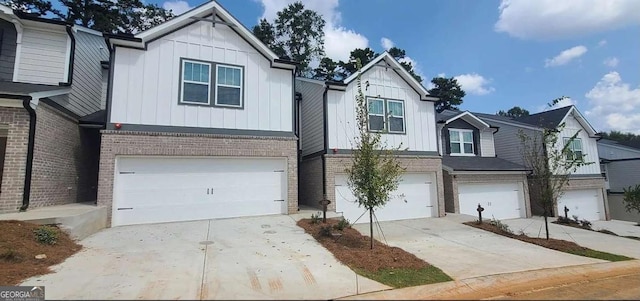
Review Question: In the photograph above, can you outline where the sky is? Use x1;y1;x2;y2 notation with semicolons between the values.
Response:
155;0;640;134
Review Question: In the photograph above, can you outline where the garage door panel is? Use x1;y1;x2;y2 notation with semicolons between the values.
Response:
458;182;525;220
557;189;603;221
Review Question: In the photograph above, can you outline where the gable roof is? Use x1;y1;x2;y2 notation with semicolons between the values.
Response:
442;156;529;173
472;111;543;131
341;52;438;102
106;0;295;70
515;105;598;137
436;110;491;129
598;138;640;152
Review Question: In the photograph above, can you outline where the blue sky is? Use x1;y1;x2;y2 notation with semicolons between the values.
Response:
156;0;640;133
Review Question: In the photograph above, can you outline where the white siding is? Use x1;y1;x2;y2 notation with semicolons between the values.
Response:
480;129;495;157
15;27;68;85
598;143;640;160
326;65;437;152
557;113;600;175
110;21;293;132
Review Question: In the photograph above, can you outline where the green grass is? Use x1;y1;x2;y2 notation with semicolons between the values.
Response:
567;249;634;262
355;266;452;288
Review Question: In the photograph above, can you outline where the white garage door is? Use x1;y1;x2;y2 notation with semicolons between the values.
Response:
112;156;287;226
458;182;525;220
335;173;437;224
557;189;604;221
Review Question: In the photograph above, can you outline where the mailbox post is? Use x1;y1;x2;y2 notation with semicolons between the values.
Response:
564;206;570;219
319;195;331;223
477;204;485;224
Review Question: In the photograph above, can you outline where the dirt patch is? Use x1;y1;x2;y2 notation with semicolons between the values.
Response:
297;218;428;272
0;220;82;285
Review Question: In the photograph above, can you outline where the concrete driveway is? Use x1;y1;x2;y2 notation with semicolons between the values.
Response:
501;217;640;259
592;219;640;237
351;214;603;280
20;215;389;300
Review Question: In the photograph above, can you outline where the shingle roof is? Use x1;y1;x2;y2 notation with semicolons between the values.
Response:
472;112;539;128
514;106;572;129
599;138;640;151
435;109;464;122
442;156;529;172
79;109;106;125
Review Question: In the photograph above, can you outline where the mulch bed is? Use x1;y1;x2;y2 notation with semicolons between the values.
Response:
297;218;429;272
0;220;82;285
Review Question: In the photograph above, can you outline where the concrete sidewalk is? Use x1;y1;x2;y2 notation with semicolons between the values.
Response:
338;260;640;300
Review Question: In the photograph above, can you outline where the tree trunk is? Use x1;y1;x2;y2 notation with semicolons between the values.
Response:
369;208;373;250
543;211;550;240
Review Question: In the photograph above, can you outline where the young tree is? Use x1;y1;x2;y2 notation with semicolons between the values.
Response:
345;59;405;249
428;77;466;113
519;124;592;239
497;106;530;118
623;184;640;224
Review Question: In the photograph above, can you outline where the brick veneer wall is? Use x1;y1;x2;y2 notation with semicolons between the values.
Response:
444;173;532;218
0;107;29;212
299;156;323;209
323;154;446;217
97;131;298;226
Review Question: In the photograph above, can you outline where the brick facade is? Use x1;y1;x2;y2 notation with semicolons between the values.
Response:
318;154;446;217
299;155;323;209
442;172;532;218
97;131;298;226
0;107;29;212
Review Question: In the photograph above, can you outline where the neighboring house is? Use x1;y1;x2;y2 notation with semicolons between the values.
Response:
598;139;640;222
100;1;298;227
0;6;107;213
297;52;445;224
478;106;609;221
436;110;531;220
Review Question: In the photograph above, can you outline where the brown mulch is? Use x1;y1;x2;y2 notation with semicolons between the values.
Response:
0;220;82;285
297;218;430;273
464;221;588;253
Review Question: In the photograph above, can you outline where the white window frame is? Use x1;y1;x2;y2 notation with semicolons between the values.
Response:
180;59;212;105
367;98;385;132
564;137;583;161
449;129;475;156
215;64;243;108
386;99;406;134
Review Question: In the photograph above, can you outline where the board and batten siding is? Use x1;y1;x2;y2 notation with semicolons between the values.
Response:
607;160;640;193
296;79;325;156
556;113;600;175
110;21;293;132
0;19;17;81
479;130;495;157
598;143;640;160
326;66;437;152
489;120;540;167
15;27;69;85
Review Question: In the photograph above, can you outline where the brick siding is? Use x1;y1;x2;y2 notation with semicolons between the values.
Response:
97;131;298;226
0;107;29;212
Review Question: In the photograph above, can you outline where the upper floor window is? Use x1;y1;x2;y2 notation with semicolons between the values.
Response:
564;137;583;161
449;129;474;155
367;97;405;134
179;58;244;108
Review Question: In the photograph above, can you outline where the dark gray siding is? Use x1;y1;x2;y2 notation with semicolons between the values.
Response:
0;20;16;82
607;159;640;193
297;79;325;156
598;143;640;160
441;119;480;156
50;30;108;116
491;121;541;167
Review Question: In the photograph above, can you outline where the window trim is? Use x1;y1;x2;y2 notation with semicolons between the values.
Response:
386;99;406;134
564;137;584;161
365;97;407;135
367;97;386;132
449;128;475;156
214;64;244;108
179;59;212;106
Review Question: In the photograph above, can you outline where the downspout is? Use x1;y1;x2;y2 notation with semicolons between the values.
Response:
60;25;76;86
19;98;36;211
321;85;329;198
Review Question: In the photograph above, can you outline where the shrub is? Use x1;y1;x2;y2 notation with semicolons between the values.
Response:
579;219;592;230
319;225;332;237
34;225;58;245
0;248;21;263
489;218;513;234
557;215;579;225
334;218;350;231
310;212;321;224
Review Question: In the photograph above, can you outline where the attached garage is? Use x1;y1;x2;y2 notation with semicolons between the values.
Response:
458;182;526;220
112;156;288;226
557;189;604;221
334;173;437;223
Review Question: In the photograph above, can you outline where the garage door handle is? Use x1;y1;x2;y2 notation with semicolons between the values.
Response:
117;207;133;210
119;171;135;175
426;205;434;208
274;199;285;202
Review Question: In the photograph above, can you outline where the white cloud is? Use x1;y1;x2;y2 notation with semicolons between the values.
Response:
495;0;640;40
544;46;587;67
585;72;640;133
257;0;368;61
163;0;192;15
598;40;607;47
603;57;619;68
380;37;394;51
454;73;495;95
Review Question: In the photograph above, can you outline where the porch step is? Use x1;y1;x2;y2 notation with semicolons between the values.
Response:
0;202;107;240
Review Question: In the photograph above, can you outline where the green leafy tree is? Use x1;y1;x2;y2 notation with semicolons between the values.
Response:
623;184;640;224
345;59;405;249
497;106;530;118
313;57;340;81
519;123;593;240
273;1;325;76
387;47;422;83
252;18;285;58
2;0;59;16
338;47;377;79
428;77;466;113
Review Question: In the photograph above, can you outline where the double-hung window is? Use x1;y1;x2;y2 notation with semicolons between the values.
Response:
449;129;474;155
216;65;243;107
181;60;211;105
366;97;406;133
564;138;583;161
387;100;405;133
368;98;385;131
